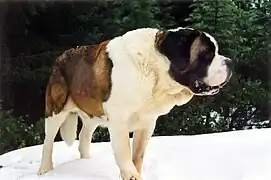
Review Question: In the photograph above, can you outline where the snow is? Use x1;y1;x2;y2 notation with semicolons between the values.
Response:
0;128;271;180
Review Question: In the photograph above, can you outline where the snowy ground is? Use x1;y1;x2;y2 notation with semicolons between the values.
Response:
0;128;271;180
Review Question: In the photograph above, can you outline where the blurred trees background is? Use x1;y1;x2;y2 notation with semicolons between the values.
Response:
0;0;270;155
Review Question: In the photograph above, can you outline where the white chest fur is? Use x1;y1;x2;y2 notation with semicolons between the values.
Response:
127;88;193;131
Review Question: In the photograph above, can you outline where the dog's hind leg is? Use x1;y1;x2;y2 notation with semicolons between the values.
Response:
38;111;69;175
78;111;99;158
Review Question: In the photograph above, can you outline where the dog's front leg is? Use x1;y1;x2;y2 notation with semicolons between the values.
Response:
108;123;140;180
132;121;156;176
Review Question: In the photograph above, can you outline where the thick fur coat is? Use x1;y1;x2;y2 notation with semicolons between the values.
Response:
38;27;233;180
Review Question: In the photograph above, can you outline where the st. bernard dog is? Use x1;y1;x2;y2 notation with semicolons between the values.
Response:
37;27;233;180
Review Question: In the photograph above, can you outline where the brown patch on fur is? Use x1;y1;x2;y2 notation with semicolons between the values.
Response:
45;65;68;117
155;30;167;50
45;40;113;118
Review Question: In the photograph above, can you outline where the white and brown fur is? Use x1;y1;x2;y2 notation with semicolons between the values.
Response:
37;27;232;180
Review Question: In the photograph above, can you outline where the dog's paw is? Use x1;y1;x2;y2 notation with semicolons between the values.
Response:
80;152;91;159
119;163;141;180
128;177;136;180
37;163;53;175
121;175;141;180
129;177;141;180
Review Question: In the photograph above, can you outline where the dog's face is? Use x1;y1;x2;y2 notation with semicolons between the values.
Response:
156;27;233;95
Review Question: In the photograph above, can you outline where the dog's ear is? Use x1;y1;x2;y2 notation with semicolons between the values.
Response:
158;28;201;72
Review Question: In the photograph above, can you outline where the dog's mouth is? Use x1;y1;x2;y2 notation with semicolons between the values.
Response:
191;79;228;96
191;70;232;96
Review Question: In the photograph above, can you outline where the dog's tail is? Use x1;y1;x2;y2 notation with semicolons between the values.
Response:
60;113;78;146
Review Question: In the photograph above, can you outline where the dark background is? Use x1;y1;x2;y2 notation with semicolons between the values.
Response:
0;0;270;155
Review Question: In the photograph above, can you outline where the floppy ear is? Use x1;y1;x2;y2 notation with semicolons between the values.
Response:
157;28;201;72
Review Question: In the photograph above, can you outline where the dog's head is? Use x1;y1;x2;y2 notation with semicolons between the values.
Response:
155;27;233;96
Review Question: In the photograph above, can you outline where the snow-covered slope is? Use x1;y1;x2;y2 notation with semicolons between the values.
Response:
0;128;271;180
